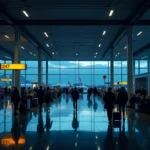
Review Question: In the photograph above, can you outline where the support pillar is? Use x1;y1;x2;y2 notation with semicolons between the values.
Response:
110;48;114;88
38;49;41;87
127;27;133;97
14;27;20;91
46;57;48;86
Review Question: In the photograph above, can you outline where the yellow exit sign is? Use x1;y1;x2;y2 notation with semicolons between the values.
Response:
0;64;26;70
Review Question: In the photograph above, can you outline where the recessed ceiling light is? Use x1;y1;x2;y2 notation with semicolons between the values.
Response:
46;44;49;47
98;44;101;47
30;52;32;54
109;10;114;17
95;52;98;55
76;53;78;56
94;56;96;58
4;35;9;39
21;46;25;49
124;46;127;49
5;56;11;59
44;32;49;37
34;54;36;56
102;31;106;36
118;52;120;55
116;55;118;57
52;52;54;55
51;44;53;46
22;10;29;17
141;56;147;59
137;31;142;36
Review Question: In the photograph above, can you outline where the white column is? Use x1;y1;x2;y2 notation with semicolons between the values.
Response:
38;49;41;87
46;57;48;86
127;27;133;97
14;27;20;91
110;48;114;88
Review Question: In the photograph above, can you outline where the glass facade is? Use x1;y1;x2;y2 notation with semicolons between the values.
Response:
0;60;128;87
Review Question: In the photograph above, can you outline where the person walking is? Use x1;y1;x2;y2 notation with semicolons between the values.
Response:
72;87;79;110
44;87;52;110
11;87;20;115
37;86;44;112
117;87;128;119
104;87;115;124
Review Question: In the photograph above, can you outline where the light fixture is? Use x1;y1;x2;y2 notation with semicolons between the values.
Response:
46;44;49;47
75;143;77;147
103;31;106;35
124;46;127;49
116;54;118;57
95;52;98;55
137;31;142;36
141;56;147;59
76;53;78;56
22;10;29;17
21;46;25;49
46;146;49;150
30;52;32;54
96;136;98;139
29;147;32;150
98;146;100;150
52;52;54;55
44;32;49;37
94;56;96;58
109;10;114;17
51;44;53;46
98;44;101;47
34;54;36;56
4;35;9;39
5;56;11;59
118;52;120;55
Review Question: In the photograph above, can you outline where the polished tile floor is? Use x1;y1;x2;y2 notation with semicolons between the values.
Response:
0;94;150;150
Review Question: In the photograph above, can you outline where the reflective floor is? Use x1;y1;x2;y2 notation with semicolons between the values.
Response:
0;94;150;150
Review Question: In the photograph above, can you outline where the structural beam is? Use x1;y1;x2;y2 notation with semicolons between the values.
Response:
1;20;150;26
102;0;150;59
0;45;14;56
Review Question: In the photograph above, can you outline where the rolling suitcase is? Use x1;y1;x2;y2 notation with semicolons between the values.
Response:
113;105;121;121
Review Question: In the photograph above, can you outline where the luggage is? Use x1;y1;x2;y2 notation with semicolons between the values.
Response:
19;104;26;114
113;112;121;121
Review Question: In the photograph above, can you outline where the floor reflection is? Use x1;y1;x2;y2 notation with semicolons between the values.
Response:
0;94;149;150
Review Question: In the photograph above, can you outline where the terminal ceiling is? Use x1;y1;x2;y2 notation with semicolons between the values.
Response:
0;0;150;61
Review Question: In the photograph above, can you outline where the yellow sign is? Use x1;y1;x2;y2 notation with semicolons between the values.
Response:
0;64;26;70
1;78;12;82
1;138;26;145
118;82;127;85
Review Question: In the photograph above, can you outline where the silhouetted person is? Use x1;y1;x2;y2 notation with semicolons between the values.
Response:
87;87;92;99
44;87;52;110
11;117;21;145
37;86;44;112
93;100;98;112
93;87;98;98
104;87;115;124
117;87;128;119
72;88;79;110
72;108;79;131
11;87;20;115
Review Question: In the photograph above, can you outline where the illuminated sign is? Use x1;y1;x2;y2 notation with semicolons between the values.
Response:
1;138;25;145
118;82;127;85
0;64;26;70
1;78;12;82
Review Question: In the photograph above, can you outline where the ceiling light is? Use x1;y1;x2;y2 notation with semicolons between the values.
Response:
141;56;147;59
52;52;54;55
5;56;11;59
124;46;127;49
21;46;25;49
44;32;49;37
4;35;9;39
137;31;142;36
116;55;118;57
46;44;49;47
34;54;36;56
95;52;98;55
103;31;106;36
51;44;53;46
30;52;32;54
109;10;114;17
76;53;78;56
94;56;96;58
22;10;29;17
98;44;101;47
118;52;120;55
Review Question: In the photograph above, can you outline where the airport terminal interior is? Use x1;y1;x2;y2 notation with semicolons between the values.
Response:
0;0;150;150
